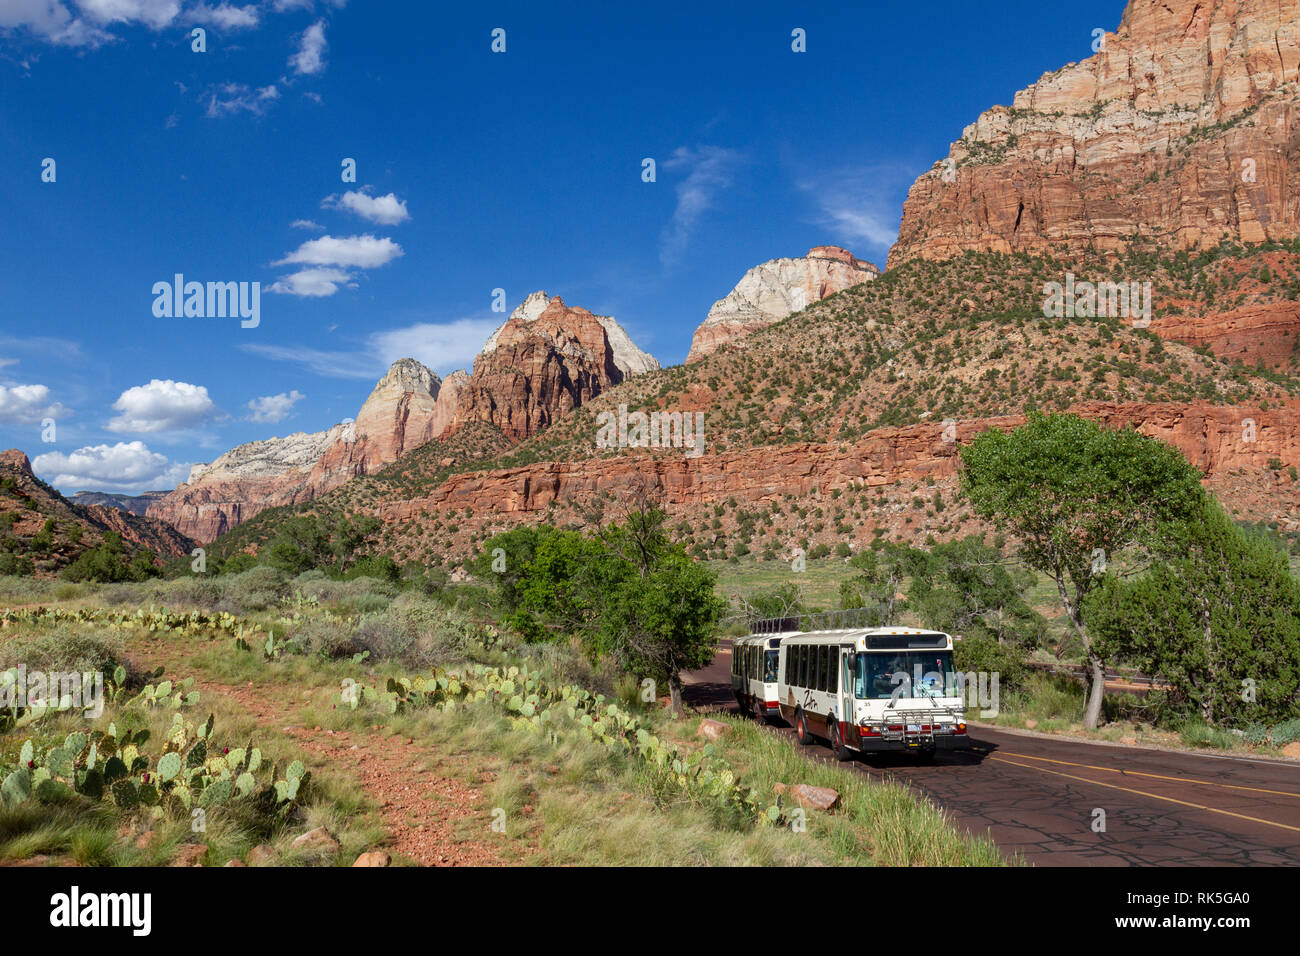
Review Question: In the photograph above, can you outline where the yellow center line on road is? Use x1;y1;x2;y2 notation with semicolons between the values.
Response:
996;749;1300;799
987;755;1300;835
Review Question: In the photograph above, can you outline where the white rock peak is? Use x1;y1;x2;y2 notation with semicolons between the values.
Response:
701;246;880;329
480;291;661;379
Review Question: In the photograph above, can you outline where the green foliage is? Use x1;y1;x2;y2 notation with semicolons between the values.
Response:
1086;498;1300;726
906;535;1046;649
61;531;160;584
838;542;930;623
960;411;1209;725
0;712;306;825
478;509;726;710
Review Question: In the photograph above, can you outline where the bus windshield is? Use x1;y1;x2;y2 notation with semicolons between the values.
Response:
763;651;779;683
855;651;957;700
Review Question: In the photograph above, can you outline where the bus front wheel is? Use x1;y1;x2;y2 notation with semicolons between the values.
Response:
828;720;851;761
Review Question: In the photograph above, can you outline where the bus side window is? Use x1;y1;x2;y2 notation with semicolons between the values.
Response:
818;646;828;692
828;648;839;693
797;646;807;687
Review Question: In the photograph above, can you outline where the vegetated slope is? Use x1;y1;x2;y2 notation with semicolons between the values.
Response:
0;450;196;575
204;245;1300;569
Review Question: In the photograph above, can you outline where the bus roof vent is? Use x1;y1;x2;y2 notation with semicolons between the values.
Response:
751;607;890;635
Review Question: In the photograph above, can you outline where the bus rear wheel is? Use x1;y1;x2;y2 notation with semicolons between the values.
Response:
795;709;813;746
828;720;851;761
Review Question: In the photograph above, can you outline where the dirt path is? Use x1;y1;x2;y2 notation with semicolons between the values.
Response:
128;636;526;866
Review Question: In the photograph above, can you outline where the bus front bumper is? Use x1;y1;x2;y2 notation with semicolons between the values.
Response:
854;731;971;752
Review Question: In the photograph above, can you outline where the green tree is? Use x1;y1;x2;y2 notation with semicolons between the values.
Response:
960;412;1206;728
471;525;605;642
838;542;931;624
1086;498;1300;726
909;535;1045;648
591;506;726;715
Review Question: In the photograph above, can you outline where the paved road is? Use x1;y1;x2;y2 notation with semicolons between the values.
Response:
685;642;1300;866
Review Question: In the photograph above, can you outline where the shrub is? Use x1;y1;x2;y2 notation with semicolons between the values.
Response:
7;627;126;677
952;634;1028;691
291;618;365;660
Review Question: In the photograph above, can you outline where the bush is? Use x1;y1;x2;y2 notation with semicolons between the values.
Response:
216;566;291;612
952;634;1028;691
8;627;126;677
355;594;479;666
291;617;365;660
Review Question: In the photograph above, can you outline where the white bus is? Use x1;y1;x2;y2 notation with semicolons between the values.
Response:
730;633;787;721
776;626;969;759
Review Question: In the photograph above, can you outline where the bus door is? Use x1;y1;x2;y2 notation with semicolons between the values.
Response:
838;647;855;729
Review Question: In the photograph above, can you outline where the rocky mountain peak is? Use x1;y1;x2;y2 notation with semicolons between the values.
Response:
368;358;441;399
481;291;660;379
0;449;33;475
686;246;880;362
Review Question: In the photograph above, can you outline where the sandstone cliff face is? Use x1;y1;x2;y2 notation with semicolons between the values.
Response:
451;296;628;442
380;399;1300;534
687;246;880;362
147;422;354;543
889;0;1300;268
304;359;444;492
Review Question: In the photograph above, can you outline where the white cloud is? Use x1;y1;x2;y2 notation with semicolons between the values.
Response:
33;441;193;493
370;319;503;371
797;167;908;257
241;343;379;380
187;3;259;28
273;233;402;269
241;316;499;380
290;218;324;230
288;18;326;74
660;146;744;267
107;379;219;433
0;383;66;424
205;82;279;118
323;189;411;226
267;266;355;297
77;0;180;28
246;389;304;423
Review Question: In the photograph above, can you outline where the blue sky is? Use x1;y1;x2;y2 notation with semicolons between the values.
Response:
0;0;1124;493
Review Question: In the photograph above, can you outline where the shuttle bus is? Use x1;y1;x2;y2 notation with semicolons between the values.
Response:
775;625;969;759
730;633;787;721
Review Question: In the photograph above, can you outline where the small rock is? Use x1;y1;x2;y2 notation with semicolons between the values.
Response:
170;844;206;867
1281;742;1300;758
773;782;840;812
352;851;391;867
1024;719;1038;729
223;859;246;867
1120;736;1138;745
697;718;729;741
291;826;340;853
133;831;155;850
247;844;277;866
